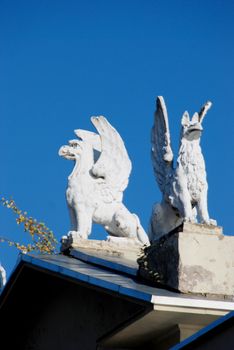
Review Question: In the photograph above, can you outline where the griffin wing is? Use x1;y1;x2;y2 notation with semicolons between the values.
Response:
74;129;101;152
91;116;132;195
151;96;174;193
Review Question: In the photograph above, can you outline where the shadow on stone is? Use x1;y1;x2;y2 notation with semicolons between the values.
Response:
137;224;181;290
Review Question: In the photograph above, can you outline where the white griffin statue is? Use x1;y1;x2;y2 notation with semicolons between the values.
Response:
149;96;216;241
59;116;149;247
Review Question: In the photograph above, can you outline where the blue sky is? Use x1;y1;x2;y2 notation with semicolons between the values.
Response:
1;0;234;277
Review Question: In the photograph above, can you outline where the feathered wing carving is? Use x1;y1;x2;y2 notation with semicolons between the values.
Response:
150;96;216;242
74;117;132;204
90;116;132;194
74;129;102;152
60;115;149;247
151;96;174;193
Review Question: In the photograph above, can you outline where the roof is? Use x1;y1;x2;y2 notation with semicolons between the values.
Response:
1;248;234;348
171;311;234;349
3;250;233;311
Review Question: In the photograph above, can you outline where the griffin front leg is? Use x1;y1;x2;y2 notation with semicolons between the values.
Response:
197;188;210;225
71;203;93;240
172;173;194;222
68;204;77;231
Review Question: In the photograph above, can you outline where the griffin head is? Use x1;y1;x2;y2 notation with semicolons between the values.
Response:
181;101;212;141
58;140;82;160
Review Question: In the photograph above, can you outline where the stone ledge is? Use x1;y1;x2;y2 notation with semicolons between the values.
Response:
179;222;223;235
63;236;143;261
138;223;234;298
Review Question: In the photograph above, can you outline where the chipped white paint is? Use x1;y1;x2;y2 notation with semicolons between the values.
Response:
59;116;149;248
150;97;216;240
0;263;6;293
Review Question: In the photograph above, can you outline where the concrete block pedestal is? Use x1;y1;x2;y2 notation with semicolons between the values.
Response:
63;236;143;261
138;223;234;298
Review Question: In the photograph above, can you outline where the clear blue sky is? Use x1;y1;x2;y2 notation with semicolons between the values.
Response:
1;0;234;277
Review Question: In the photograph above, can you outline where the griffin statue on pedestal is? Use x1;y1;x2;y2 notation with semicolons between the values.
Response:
149;96;216;241
59;116;149;247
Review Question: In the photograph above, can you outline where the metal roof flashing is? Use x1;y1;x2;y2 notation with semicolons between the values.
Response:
69;247;139;276
1;252;234;350
4;252;234;312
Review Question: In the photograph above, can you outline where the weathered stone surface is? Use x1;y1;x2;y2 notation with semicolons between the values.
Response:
138;223;234;297
62;236;143;261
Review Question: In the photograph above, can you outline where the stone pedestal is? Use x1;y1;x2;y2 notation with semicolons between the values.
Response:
62;236;143;261
138;223;234;298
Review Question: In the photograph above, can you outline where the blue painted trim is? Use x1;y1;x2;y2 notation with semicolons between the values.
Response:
89;276;119;292
170;311;234;349
21;255;89;282
58;266;89;282
19;254;152;303
70;249;138;276
119;285;152;302
30;258;60;273
20;254;32;264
